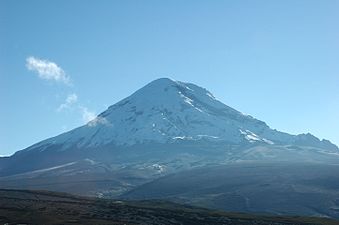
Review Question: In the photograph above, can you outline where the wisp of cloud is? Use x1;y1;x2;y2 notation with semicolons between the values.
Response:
26;56;70;85
57;93;78;112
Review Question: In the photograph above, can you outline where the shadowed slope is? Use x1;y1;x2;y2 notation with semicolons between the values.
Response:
0;189;338;225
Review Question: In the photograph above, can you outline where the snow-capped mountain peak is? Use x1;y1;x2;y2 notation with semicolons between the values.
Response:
24;78;338;152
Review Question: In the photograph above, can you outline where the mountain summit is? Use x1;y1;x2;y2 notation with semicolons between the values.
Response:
22;78;337;152
1;78;338;177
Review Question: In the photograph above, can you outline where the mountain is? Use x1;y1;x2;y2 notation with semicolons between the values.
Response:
1;78;339;219
13;78;338;151
1;77;338;177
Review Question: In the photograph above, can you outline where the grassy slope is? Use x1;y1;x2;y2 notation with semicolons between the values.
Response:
0;189;338;225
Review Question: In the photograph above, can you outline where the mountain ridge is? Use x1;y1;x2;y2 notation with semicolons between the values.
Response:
14;78;338;155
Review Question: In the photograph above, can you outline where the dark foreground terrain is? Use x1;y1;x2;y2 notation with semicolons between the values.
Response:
123;162;339;218
0;189;338;225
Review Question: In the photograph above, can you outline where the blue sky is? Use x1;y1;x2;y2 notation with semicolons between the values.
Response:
1;0;338;156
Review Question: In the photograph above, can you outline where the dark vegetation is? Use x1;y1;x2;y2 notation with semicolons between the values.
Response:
0;189;338;225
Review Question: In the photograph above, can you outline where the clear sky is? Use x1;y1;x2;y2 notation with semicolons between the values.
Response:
1;0;338;156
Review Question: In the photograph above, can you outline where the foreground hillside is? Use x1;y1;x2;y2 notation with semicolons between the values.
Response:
2;162;339;219
123;162;339;219
0;189;337;225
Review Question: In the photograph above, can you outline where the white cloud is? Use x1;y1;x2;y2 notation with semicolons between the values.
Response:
58;98;108;127
25;56;108;127
65;93;78;104
87;116;110;127
57;93;78;111
79;106;110;127
26;56;70;85
80;106;97;123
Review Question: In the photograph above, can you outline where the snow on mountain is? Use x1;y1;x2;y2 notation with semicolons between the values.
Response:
24;78;338;152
